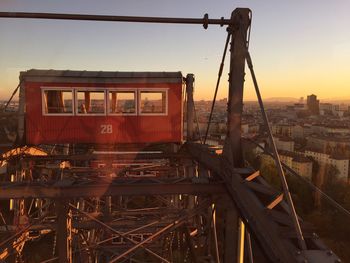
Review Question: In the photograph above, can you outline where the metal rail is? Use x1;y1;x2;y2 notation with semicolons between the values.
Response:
0;12;230;27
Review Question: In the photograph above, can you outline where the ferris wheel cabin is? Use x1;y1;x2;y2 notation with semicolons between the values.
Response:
19;69;185;146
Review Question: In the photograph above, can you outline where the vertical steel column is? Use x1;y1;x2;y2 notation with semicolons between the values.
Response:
186;74;195;141
215;195;240;263
226;8;251;167
17;79;25;143
184;74;196;213
56;200;72;263
223;9;251;263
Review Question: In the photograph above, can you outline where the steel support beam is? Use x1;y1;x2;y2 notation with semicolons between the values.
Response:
186;74;195;141
224;10;251;262
223;200;239;263
56;200;72;263
185;142;296;263
3;152;189;162
0;182;225;199
226;8;251;167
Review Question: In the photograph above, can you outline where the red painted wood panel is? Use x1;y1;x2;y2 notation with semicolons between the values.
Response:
25;82;183;145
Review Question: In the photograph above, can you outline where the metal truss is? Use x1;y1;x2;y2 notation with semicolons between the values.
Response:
0;7;343;263
0;144;342;262
185;142;341;263
0;149;227;262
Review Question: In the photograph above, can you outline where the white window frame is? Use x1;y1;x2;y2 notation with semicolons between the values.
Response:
138;88;168;116
111;234;124;245
107;88;137;116
129;234;143;242
41;87;75;116
75;88;107;116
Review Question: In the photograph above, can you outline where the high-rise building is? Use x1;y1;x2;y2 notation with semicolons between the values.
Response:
307;94;320;115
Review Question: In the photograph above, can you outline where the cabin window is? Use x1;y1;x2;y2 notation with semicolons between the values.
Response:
130;234;143;242
76;90;106;115
42;89;73;115
139;90;167;115
111;235;124;244
108;91;136;115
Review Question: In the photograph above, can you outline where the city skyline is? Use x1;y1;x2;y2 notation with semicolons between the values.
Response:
1;0;350;101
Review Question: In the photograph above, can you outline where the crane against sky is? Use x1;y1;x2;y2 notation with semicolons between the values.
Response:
0;0;350;101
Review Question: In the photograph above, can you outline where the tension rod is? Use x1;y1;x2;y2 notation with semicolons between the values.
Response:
245;51;307;251
203;31;231;144
0;12;230;28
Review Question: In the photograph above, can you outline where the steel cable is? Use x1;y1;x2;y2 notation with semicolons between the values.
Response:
203;32;231;144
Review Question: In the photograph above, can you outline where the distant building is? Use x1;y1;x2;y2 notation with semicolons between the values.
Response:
279;150;313;179
331;105;344;117
291;125;304;139
324;125;349;135
291;124;317;140
320;103;345;117
271;123;293;137
307;94;320;115
306;134;350;153
309;124;350;136
260;151;313;179
320;103;332;115
294;103;307;111
304;149;349;180
240;122;260;136
274;136;294;152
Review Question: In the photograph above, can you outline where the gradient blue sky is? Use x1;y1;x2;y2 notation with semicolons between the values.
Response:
1;0;350;101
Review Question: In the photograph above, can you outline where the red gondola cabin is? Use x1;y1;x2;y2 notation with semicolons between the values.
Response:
20;70;184;145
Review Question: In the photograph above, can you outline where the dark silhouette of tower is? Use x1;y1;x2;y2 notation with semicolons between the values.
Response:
307;94;320;115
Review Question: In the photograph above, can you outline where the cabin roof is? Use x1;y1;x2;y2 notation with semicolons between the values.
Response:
20;69;183;84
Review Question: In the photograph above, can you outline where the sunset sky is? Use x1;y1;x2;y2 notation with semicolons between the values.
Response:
0;0;350;101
